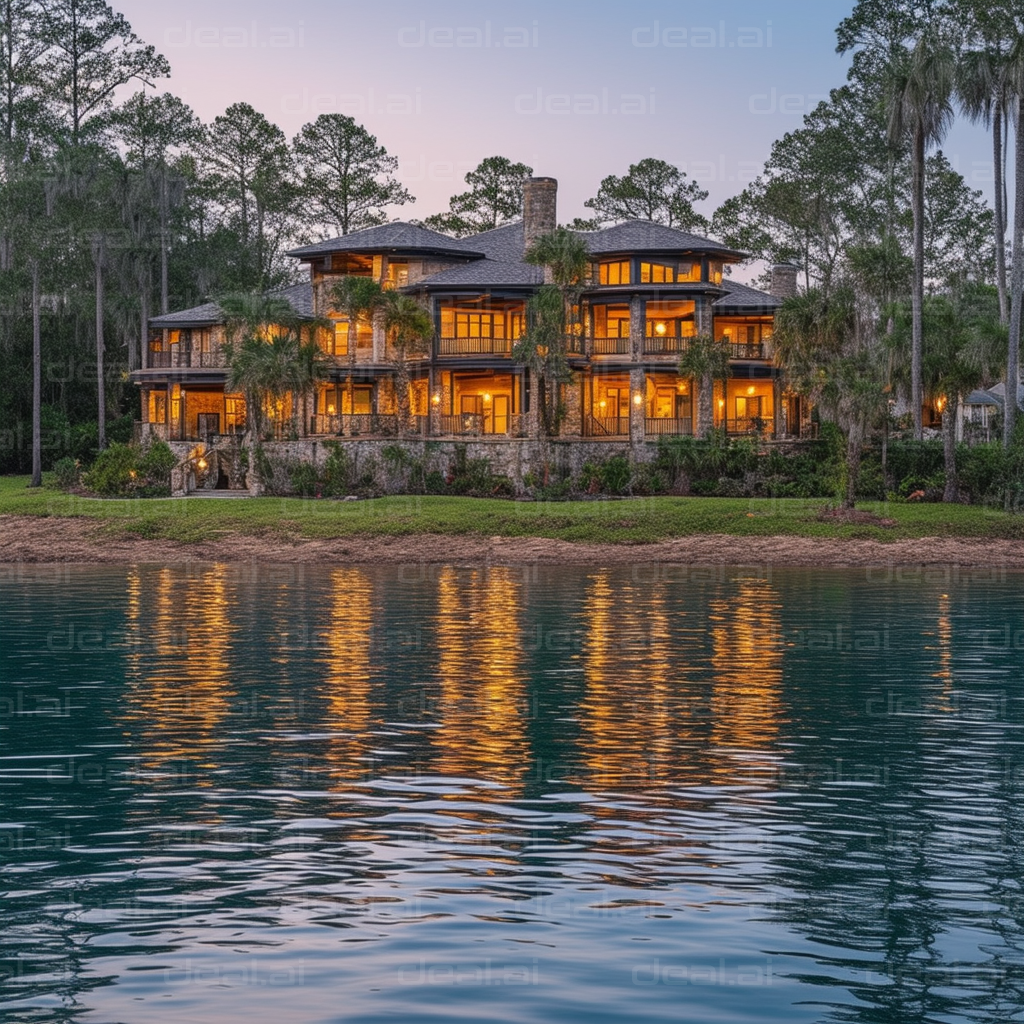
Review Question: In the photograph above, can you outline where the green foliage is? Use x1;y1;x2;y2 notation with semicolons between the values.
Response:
321;443;353;496
52;457;80;491
290;462;320;497
422;156;533;236
83;443;134;497
584;157;710;232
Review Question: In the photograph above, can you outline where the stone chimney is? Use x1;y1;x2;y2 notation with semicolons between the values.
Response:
770;262;800;300
522;177;558;252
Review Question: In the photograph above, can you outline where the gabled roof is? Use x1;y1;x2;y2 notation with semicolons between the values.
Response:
582;220;745;259
149;282;314;329
714;279;781;311
287;222;484;259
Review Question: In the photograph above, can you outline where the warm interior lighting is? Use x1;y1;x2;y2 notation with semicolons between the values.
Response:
718;399;725;408
327;404;335;415
747;386;756;395
599;400;607;410
677;383;687;394
655;322;667;336
633;393;643;406
483;393;492;404
431;393;441;405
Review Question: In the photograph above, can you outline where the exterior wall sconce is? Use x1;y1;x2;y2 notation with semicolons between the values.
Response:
431;393;441;405
633;393;643;406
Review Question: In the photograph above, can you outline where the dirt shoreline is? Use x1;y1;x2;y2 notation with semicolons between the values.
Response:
0;514;1021;569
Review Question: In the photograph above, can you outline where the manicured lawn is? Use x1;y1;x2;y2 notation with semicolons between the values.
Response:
1;476;1021;545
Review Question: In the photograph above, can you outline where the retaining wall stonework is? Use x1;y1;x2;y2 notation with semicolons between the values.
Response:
168;437;657;496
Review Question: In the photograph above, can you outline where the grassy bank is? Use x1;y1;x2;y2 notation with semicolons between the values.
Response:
1;476;1022;545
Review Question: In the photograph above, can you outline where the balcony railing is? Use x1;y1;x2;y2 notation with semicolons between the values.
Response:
309;413;398;436
725;417;771;436
645;417;693;436
437;412;484;435
591;337;630;356
586;414;630;437
438;336;512;356
643;335;690;355
725;341;768;360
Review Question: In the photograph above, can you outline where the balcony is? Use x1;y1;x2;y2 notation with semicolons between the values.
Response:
309;413;398;436
438;337;512;357
591;337;630;356
435;412;526;437
725;417;771;436
727;341;768;360
645;417;693;436
644;335;689;356
585;414;630;437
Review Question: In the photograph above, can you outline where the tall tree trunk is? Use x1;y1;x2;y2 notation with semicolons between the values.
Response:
94;239;106;451
994;102;1009;324
911;125;925;441
395;357;411;435
942;393;959;504
30;259;41;488
139;287;149;371
697;373;713;438
160;170;169;314
1006;96;1024;449
844;425;863;510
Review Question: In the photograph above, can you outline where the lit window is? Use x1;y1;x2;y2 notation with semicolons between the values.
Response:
598;261;631;286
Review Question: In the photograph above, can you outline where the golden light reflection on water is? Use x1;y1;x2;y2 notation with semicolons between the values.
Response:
123;566;236;778
708;579;784;774
317;567;377;782
580;572;679;790
432;566;528;791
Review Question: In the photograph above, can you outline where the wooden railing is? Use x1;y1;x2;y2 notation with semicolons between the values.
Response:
586;415;630;437
643;335;689;355
591;337;630;356
725;417;771;436
309;413;398;436
726;341;767;360
645;417;693;436
437;412;484;435
438;336;512;356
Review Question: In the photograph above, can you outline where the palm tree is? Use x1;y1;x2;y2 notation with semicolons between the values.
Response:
775;285;887;509
519;227;591;436
958;24;1011;323
679;333;730;438
382;292;433;434
1003;27;1024;447
884;27;956;440
921;287;1005;502
329;276;386;433
220;292;302;440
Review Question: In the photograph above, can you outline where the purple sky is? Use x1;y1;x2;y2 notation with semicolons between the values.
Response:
119;0;992;230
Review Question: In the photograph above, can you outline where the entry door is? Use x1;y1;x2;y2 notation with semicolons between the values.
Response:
735;396;762;426
491;396;509;434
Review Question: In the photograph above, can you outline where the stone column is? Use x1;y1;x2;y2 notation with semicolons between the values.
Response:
629;295;645;361
773;377;784;438
562;376;582;437
629;367;646;442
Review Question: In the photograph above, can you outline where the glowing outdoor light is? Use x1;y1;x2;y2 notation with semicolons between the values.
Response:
327;404;335;415
599;400;607;410
431;392;441;405
747;386;756;395
633;393;643;406
655;322;667;336
197;458;207;471
483;393;492;403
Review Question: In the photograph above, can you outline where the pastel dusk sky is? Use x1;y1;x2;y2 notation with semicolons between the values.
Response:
118;0;992;230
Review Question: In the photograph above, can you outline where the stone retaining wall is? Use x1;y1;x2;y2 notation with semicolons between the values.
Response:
167;436;659;496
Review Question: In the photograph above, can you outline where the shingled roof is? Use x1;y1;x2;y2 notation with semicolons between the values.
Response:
714;279;781;311
582;220;745;259
287;222;484;259
149;282;314;329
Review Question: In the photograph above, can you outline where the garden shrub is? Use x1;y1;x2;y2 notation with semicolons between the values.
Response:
53;456;80;491
84;443;139;497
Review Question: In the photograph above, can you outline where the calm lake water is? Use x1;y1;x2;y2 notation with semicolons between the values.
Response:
1;561;1023;1023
